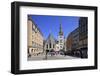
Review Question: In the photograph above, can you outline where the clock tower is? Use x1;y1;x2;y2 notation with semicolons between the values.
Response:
58;24;64;50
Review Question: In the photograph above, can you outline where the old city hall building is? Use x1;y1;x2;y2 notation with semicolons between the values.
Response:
44;24;66;52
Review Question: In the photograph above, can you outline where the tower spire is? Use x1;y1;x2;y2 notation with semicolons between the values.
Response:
60;24;62;32
59;17;63;35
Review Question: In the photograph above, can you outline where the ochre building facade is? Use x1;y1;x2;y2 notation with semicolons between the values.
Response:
28;16;44;57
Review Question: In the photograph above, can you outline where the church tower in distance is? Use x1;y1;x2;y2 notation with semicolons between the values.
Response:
58;24;64;50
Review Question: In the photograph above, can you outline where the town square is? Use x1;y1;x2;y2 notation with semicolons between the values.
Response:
27;15;88;61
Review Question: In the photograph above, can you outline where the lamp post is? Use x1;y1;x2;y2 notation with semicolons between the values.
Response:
45;50;49;60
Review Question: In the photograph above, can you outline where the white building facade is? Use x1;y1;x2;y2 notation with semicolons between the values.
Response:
44;24;67;52
58;24;65;50
44;33;56;51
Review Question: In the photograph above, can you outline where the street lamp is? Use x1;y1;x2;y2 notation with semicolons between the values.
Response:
45;50;49;60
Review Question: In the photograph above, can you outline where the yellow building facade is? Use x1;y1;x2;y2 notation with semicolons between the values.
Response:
28;16;44;56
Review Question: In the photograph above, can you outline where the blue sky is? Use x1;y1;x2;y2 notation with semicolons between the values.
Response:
29;15;79;40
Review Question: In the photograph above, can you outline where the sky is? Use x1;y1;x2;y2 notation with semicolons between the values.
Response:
29;15;79;40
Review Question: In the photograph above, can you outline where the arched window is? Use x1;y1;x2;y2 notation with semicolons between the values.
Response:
50;43;51;48
53;44;55;48
31;49;33;53
46;44;48;48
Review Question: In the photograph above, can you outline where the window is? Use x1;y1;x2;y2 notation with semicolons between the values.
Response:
49;43;51;48
32;24;35;31
60;36;62;38
31;49;33;53
46;45;48;48
60;46;62;48
60;40;62;43
53;44;55;48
